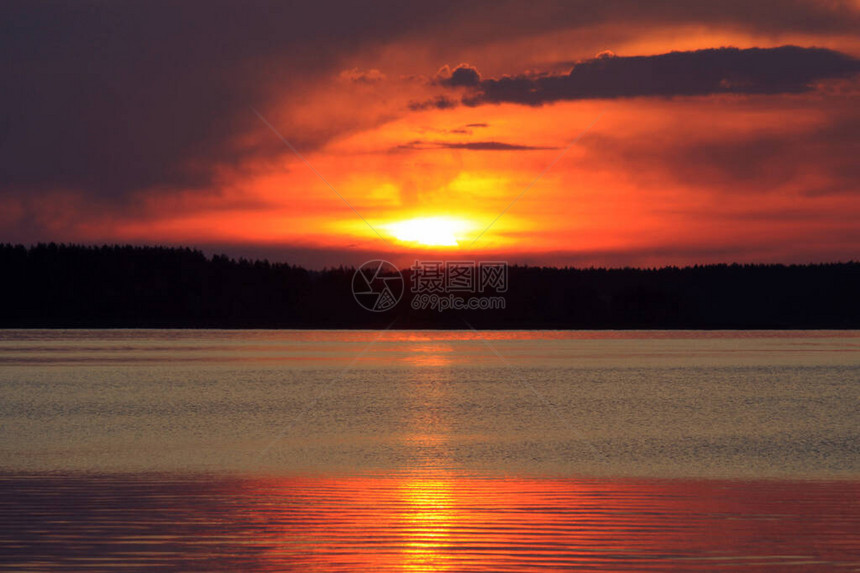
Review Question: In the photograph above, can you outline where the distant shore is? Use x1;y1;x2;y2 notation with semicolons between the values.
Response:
2;243;858;329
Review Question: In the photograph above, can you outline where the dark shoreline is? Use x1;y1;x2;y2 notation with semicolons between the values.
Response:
3;243;858;329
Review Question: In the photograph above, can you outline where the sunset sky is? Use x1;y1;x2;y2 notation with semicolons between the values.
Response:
2;1;859;268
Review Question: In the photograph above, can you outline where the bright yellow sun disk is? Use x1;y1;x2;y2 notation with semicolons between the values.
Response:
386;217;470;247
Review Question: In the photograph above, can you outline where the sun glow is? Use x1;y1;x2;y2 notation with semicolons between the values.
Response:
385;217;473;247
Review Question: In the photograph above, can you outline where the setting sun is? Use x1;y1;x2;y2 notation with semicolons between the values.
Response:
385;217;474;247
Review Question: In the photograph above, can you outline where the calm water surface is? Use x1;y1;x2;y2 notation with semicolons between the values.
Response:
0;330;858;570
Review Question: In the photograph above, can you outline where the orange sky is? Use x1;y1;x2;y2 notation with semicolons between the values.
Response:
1;1;858;267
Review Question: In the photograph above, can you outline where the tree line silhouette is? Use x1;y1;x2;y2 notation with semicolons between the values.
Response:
1;243;857;328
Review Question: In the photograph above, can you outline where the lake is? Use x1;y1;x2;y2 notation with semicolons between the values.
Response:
0;330;858;570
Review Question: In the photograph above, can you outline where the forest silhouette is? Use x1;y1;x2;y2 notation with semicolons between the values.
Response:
1;243;857;328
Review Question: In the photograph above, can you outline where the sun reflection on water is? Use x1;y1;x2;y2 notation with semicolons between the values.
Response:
398;476;457;572
397;342;458;570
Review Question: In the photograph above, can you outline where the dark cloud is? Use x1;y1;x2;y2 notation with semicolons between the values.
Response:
465;123;489;128
449;47;860;106
408;96;460;111
439;64;481;87
397;140;555;151
0;0;468;201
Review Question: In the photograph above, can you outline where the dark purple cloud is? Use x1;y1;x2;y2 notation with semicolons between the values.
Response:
440;64;481;87
0;0;477;202
442;47;860;106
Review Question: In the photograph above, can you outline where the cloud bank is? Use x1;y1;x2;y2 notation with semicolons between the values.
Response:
431;47;860;107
